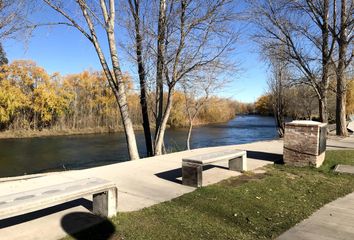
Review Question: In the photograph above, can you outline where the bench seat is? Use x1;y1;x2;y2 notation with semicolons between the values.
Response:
0;177;118;220
182;149;247;187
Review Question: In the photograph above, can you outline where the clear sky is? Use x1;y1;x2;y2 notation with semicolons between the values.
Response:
3;2;268;103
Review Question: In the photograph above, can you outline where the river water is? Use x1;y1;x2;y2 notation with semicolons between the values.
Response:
0;115;277;177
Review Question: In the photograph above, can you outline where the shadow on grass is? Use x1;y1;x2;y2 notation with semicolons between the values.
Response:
61;212;115;240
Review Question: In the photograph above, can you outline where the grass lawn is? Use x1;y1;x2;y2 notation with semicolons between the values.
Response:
66;150;354;240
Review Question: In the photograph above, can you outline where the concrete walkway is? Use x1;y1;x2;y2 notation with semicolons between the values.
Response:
0;140;283;240
278;192;354;240
278;135;354;240
327;135;354;150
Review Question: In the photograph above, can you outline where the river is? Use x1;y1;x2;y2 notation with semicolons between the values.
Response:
0;115;278;177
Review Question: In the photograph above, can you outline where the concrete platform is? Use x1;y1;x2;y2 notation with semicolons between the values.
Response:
334;164;354;174
0;140;282;240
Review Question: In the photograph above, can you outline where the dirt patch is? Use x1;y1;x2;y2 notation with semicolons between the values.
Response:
219;173;267;187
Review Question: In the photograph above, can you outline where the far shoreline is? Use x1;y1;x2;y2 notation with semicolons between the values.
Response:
0;117;239;140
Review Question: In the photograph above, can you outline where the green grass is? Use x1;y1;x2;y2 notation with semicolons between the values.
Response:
319;150;354;172
65;150;354;240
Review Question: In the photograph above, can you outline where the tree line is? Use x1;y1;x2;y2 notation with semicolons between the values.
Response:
0;0;352;160
255;77;354;136
249;0;353;137
0;60;244;135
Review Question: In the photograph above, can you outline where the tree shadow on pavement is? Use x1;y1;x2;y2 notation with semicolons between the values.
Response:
61;212;115;240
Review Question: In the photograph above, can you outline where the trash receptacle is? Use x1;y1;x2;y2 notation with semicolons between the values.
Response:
283;120;327;167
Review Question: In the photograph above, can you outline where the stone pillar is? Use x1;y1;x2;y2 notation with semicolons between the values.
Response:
283;120;327;167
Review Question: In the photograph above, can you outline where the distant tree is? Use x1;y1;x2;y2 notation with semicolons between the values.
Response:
347;78;354;116
0;60;71;129
181;70;225;150
267;56;289;137
255;94;273;116
0;43;8;65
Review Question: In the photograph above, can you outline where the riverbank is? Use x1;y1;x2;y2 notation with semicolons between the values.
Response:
0;119;235;140
0;115;279;178
1;140;354;240
0;126;144;139
0;140;281;240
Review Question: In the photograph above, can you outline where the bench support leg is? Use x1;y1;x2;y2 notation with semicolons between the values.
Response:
93;187;118;218
229;154;247;172
182;162;203;187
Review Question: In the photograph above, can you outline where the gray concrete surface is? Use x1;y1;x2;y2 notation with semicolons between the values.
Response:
334;164;354;174
278;136;354;240
0;178;117;219
1;136;352;240
278;192;354;240
0;140;282;240
327;135;354;150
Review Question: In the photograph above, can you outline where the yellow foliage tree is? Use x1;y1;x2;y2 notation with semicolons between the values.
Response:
0;79;29;127
347;79;354;115
255;94;273;116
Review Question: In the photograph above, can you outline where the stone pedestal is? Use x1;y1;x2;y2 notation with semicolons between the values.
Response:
283;120;327;167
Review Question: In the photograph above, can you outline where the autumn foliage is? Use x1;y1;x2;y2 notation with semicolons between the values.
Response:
0;60;243;132
347;79;354;115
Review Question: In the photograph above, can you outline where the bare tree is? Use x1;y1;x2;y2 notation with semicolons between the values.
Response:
153;0;237;155
127;0;153;156
267;54;289;137
181;70;225;150
155;0;167;145
331;0;353;136
249;0;337;123
0;0;30;39
43;0;140;160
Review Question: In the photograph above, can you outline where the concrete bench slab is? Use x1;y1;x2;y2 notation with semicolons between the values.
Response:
334;164;354;174
182;149;247;187
0;177;118;220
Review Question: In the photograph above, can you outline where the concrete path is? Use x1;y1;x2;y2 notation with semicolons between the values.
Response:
327;135;354;150
278;136;354;240
278;192;354;240
0;140;283;240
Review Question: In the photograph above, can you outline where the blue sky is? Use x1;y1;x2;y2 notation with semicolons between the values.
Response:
3;2;268;103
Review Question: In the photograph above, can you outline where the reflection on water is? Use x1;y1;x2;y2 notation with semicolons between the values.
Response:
0;115;277;177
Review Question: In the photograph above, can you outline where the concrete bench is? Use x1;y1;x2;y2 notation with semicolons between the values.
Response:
0;177;118;220
182;149;247;187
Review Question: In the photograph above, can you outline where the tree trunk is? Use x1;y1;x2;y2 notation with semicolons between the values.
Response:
318;96;328;123
88;0;140;160
155;0;167;136
106;33;140;160
336;0;348;136
154;89;173;155
336;86;347;135
129;0;153;156
186;120;193;150
320;0;330;124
